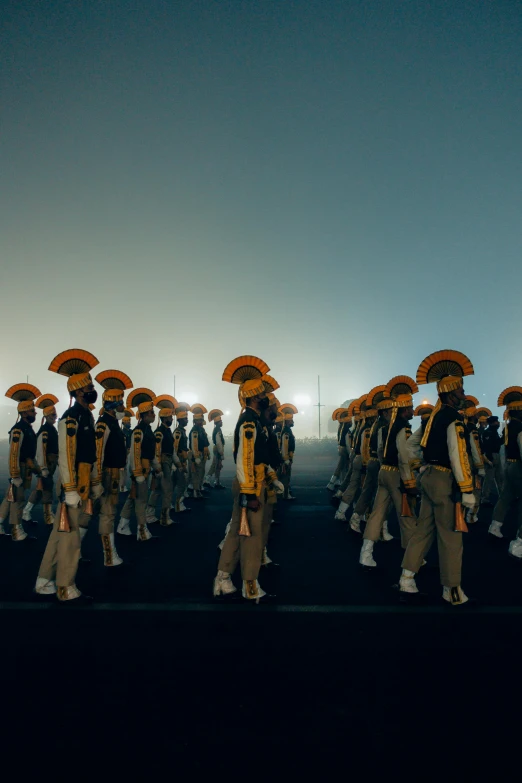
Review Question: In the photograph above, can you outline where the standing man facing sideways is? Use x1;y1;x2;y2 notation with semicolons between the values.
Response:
399;350;476;607
35;349;102;604
189;404;210;499
93;369;133;566
172;402;191;514
0;383;42;540
204;409;226;489
278;403;298;501
147;395;177;526
23;393;60;527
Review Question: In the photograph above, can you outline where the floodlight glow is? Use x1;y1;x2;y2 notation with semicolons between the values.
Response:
179;391;198;405
294;394;311;406
225;410;231;416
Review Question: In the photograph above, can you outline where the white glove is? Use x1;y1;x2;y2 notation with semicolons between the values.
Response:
195;458;201;465
419;464;429;474
90;483;103;500
461;493;475;509
273;480;284;494
41;468;50;478
136;475;146;484
171;464;177;473
284;460;291;466
65;491;82;508
478;468;486;477
11;477;23;487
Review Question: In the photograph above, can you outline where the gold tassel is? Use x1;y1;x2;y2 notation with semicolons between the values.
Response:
454;501;468;533
401;493;412;517
58;503;71;533
383;408;397;458
6;483;14;502
85;498;94;515
420;399;442;449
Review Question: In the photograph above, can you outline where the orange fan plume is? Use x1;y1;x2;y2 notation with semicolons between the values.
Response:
127;388;156;408
5;383;42;402
153;395;178;410
222;355;270;384
416;350;474;386
95;370;133;391
49;349;99;377
35;393;59;409
385;375;419;398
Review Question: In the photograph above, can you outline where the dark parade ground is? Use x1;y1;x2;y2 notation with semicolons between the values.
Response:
2;449;520;775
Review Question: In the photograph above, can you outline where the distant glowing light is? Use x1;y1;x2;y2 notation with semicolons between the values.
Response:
294;394;311;406
179;391;198;405
422;399;429;405
225;411;231;416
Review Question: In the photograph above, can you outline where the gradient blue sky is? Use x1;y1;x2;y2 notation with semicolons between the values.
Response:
1;0;521;433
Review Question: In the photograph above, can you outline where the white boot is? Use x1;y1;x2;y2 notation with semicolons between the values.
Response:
488;520;503;539
79;526;88;547
442;586;469;605
359;539;376;568
399;569;419;593
327;475;337;491
261;547;273;565
334;489;343;499
145;506;158;524
34;576;57;595
508;537;522;560
349;512;361;532
137;523;153;541
335;501;349;521
101;533;124;567
382;520;393;541
117;517;132;536
213;570;237;597
22;502;34;522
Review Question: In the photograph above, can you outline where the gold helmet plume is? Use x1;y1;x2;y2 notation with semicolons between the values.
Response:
126;388;156;418
5;383;42;414
222;355;270;403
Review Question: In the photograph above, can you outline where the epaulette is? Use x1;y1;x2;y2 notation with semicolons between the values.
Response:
95;421;107;438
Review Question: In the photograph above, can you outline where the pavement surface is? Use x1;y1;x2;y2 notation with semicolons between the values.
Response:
2;453;521;775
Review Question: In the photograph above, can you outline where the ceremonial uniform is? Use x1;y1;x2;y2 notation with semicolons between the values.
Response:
118;388;161;540
214;355;276;601
279;404;298;500
147;395;177;525
489;388;522;546
0;383;41;540
400;350;476;605
349;386;388;532
335;396;368;518
480;415;503;507
189;405;210;497
204;409;226;488
360;377;419;568
327;408;350;491
172;403;191;513
23;394;59;526
35;348;102;602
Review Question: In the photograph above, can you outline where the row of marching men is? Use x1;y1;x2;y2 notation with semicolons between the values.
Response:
0;349;299;605
326;349;522;606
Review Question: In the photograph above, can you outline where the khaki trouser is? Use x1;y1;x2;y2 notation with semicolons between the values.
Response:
1;464;30;536
219;478;266;581
97;468;122;535
333;447;349;483
173;466;188;510
278;462;292;499
341;454;363;507
28;457;58;505
147;455;174;512
402;466;463;587
354;458;380;516
262;494;276;549
38;499;91;589
363;467;417;548
482;454;504;506
207;448;223;481
190;459;205;491
120;478;149;525
492;461;522;527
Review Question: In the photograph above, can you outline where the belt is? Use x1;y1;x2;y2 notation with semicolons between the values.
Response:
430;464;452;473
381;465;399;472
368;457;380;462
507;459;521;463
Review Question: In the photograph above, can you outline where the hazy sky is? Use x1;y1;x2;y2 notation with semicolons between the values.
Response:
1;0;521;434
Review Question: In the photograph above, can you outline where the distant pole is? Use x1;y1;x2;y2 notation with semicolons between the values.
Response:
173;375;176;397
315;375;325;439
